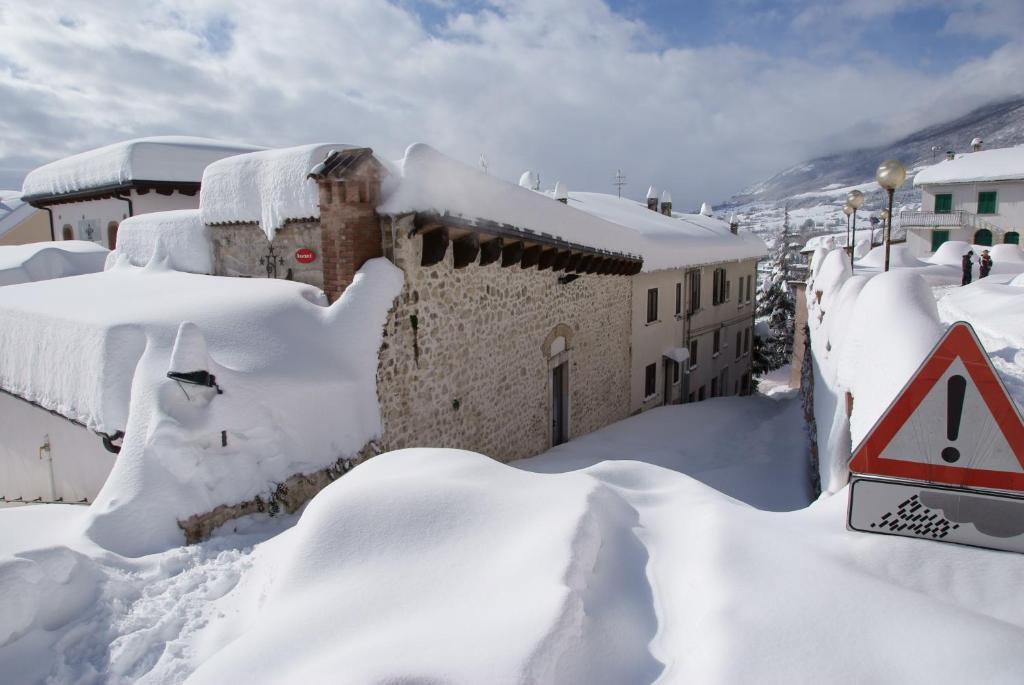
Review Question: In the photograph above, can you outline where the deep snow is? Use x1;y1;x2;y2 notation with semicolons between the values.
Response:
0;241;108;286
3;391;1024;683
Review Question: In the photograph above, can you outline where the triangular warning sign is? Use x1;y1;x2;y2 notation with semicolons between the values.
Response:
849;321;1024;492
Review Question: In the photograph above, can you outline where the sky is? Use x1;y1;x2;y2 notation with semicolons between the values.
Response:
0;0;1022;208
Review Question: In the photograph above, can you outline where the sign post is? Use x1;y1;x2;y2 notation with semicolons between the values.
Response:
847;321;1024;553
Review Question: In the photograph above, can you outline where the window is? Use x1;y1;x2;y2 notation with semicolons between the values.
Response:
672;360;680;383
744;328;751;354
688;392;695;403
644;363;657;398
713;330;721;356
712;268;729;305
711;377;719;398
689;339;698;369
934;193;952;214
62;224;73;241
931;230;950;252
978;191;997;215
646;288;659;323
735;331;742;360
698;385;706;401
746;275;753;303
674;283;682;315
687;271;701;314
974;228;993;247
1006;232;1020;246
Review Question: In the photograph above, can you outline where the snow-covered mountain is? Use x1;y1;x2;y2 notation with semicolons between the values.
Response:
722;97;1024;241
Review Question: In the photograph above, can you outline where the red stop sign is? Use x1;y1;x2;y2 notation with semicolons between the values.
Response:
295;248;316;264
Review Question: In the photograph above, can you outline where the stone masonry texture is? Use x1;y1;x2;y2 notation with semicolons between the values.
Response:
376;219;632;462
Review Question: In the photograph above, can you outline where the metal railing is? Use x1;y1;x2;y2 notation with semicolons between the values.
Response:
899;209;1002;235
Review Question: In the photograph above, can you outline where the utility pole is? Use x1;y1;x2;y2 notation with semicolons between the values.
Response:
613;169;627;198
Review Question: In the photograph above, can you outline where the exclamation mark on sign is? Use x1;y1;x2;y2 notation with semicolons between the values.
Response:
941;374;967;463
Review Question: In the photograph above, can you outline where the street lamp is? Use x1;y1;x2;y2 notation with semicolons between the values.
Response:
875;159;907;272
842;203;853;251
847;189;865;270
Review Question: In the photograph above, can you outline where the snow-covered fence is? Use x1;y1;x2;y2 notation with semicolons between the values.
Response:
804;248;943;494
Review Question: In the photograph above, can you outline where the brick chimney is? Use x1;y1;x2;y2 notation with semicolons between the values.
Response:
729;215;739;235
946;150;955;161
971;137;983;152
660;190;672;216
646;185;658;211
310;148;387;302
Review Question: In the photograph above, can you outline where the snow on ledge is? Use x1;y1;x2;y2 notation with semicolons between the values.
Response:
200;143;352;241
21;137;263;199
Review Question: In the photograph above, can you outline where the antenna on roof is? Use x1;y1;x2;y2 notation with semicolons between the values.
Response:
613;169;627;198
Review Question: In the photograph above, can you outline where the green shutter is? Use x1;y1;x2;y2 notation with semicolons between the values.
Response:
974;229;993;246
1005;232;1020;245
931;230;949;251
978;191;997;214
934;194;952;214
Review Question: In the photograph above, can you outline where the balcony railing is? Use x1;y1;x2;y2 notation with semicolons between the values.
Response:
899;209;1002;234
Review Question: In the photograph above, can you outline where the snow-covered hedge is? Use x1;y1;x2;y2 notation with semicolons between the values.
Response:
0;241;108;286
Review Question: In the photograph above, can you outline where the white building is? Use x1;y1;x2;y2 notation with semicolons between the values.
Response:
903;142;1024;256
20;137;263;249
566;191;766;411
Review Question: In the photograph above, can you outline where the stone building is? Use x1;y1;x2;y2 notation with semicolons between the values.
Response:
20;137;262;248
199;142;766;459
199;142;642;460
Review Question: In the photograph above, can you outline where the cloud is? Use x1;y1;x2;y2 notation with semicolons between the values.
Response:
0;0;1021;205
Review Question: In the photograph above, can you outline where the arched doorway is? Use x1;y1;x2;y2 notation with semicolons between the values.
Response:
974;228;993;246
1005;232;1020;246
107;222;119;249
62;224;73;241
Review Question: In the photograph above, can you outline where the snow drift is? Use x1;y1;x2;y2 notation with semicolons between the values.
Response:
187;449;662;685
108;209;212;273
0;241;108;286
79;257;403;556
806;248;944;492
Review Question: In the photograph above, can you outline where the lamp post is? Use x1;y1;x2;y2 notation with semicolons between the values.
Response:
842;203;853;251
875;159;907;272
847;189;865;270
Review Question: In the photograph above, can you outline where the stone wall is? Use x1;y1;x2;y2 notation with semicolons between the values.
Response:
210;220;324;290
377;220;632;462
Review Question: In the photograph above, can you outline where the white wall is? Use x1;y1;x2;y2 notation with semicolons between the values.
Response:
630;257;758;412
0;393;115;503
51;189;201;248
920;180;1024;232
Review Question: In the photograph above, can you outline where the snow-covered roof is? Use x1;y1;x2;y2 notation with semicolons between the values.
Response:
379;144;763;271
378;144;643;259
0;241;108;286
200;143;351;241
913;144;1024;186
567;192;767;271
21;137;264;201
110;209;212;274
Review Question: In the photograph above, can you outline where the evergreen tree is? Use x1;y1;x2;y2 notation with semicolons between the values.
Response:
753;207;797;375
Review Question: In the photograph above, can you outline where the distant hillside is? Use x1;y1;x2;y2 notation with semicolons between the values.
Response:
722;97;1024;242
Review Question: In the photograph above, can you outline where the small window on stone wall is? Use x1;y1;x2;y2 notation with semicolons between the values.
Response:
644;363;657;398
